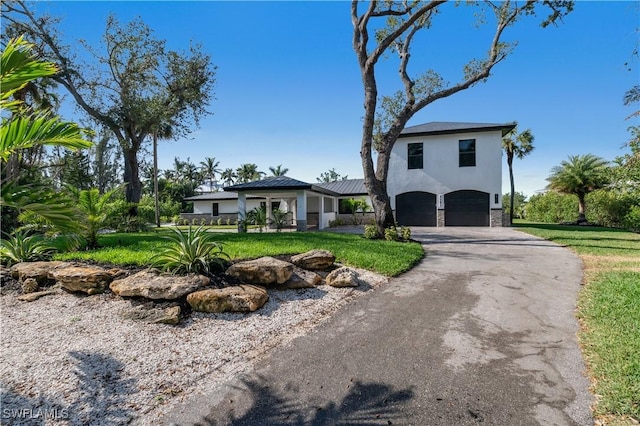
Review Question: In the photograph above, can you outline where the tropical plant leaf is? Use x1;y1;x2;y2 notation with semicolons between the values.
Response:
0;230;57;266
1;182;83;234
0;36;58;104
150;225;228;275
1;112;92;161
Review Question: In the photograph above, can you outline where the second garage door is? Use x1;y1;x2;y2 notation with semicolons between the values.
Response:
444;190;489;226
396;191;437;226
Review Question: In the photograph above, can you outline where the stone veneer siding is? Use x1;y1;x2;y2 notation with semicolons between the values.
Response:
490;209;504;227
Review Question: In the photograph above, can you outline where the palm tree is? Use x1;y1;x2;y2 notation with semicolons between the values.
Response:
220;168;236;186
546;154;610;224
502;124;534;224
236;163;264;183
152;123;173;227
269;164;289;176
67;186;121;249
200;157;221;192
1;37;92;234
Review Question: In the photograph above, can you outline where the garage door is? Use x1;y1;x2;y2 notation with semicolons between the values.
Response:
444;190;489;226
395;191;437;226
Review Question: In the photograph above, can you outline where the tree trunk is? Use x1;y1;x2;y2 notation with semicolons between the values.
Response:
123;146;142;204
577;194;587;224
508;154;515;225
153;133;160;227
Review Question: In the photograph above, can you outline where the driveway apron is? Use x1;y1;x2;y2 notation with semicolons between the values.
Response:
164;227;593;426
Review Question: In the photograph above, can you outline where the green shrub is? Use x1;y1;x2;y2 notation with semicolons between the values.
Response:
400;226;411;241
150;225;229;275
0;231;57;266
585;190;639;229
117;216;149;233
384;226;399;241
226;217;231;226
363;224;378;239
623;205;640;232
329;218;347;227
525;189;639;231
136;204;156;224
525;192;577;223
216;217;223;226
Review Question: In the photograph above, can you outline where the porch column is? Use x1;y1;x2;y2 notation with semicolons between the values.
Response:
266;196;274;229
296;190;307;231
318;195;325;230
238;193;247;232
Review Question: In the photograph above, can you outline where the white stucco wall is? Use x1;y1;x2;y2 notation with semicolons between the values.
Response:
192;199;264;215
387;130;503;210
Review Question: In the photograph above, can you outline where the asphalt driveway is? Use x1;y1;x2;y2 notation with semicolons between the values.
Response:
164;227;593;425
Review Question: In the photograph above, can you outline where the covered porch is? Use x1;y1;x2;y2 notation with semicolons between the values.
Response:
223;176;340;231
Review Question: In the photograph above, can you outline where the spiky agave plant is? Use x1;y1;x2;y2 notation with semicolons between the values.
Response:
150;225;228;275
0;231;57;266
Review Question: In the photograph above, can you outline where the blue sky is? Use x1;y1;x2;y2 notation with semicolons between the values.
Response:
37;1;640;196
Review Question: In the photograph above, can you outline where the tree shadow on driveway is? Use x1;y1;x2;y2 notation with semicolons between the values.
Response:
189;375;414;426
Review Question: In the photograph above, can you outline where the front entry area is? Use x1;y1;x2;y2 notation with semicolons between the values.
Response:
444;190;490;226
396;191;437;226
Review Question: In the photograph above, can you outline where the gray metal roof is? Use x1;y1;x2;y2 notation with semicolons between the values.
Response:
316;179;367;196
222;176;341;197
184;192;266;201
400;122;516;137
223;176;311;191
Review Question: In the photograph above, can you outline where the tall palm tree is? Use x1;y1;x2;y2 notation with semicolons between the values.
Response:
1;37;92;234
546;154;610;224
502;124;534;224
235;163;264;183
152;123;173;227
269;164;289;177
200;157;221;192
220;168;236;186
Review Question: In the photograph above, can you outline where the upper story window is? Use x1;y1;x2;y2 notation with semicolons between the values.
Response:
407;143;423;169
459;139;476;167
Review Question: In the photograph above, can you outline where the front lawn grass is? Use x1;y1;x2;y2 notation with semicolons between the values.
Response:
54;230;424;277
514;221;640;424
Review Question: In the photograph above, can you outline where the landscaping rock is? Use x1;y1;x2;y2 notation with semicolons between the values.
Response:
325;267;361;288
187;285;268;313
17;288;60;302
21;278;40;294
226;257;293;285
121;305;181;325
110;270;209;300
51;265;113;295
290;249;336;271
281;267;322;289
10;261;70;285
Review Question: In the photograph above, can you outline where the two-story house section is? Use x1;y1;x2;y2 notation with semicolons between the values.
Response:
387;122;515;227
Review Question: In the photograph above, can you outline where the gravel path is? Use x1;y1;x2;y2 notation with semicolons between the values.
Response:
0;269;387;425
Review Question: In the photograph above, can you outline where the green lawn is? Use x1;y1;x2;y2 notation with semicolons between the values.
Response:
514;221;640;424
54;230;424;277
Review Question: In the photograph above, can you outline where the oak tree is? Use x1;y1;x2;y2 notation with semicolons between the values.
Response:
351;0;573;235
3;1;216;204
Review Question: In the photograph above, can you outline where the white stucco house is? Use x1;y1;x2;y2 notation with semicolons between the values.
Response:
182;121;514;230
389;121;514;227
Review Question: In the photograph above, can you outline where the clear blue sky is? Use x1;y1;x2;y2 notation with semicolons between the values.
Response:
37;1;640;196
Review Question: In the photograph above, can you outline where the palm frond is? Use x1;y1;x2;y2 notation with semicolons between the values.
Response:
0;36;58;105
1;112;92;161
